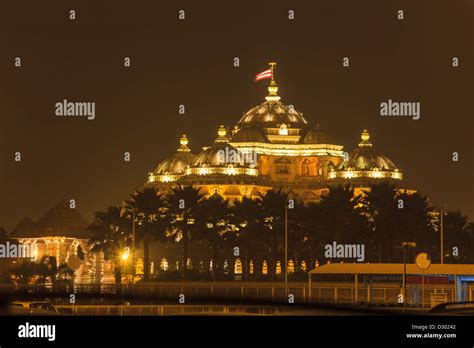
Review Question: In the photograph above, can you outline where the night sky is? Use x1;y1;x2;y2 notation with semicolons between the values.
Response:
0;0;472;230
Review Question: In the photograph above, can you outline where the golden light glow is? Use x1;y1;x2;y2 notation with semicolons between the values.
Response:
262;260;268;275
276;260;281;275
180;134;188;146
361;129;370;142
371;168;381;178
160;257;169;271
199;167;209;175
217;125;227;138
301;260;307;272
121;250;129;261
288;259;295;274
344;169;354;178
187;166;257;176
229;141;344;157
162;175;173;182
331;169;402;180
278;124;288;136
225;165;237;175
234;258;242;275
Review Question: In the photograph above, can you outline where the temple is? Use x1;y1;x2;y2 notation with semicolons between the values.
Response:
146;63;404;201
8;63;409;284
9;200;115;284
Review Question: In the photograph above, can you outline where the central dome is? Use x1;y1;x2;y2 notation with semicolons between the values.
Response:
237;100;308;128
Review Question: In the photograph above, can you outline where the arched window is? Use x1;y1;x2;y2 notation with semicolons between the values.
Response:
279;123;288;135
301;159;311;176
275;158;291;174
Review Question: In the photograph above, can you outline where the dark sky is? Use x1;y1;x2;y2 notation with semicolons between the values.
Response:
0;0;472;230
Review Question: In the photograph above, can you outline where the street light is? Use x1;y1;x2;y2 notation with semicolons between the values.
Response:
440;206;446;264
121;249;130;261
121;204;137;285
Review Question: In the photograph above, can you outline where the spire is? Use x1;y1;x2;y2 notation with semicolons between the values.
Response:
177;134;191;152
215;125;229;143
265;62;281;102
358;129;372;147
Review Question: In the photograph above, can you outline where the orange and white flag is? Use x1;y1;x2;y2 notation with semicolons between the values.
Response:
255;68;272;81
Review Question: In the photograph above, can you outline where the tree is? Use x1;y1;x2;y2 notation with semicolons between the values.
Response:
259;188;290;280
365;183;434;262
88;206;130;287
164;185;205;274
36;256;58;285
287;200;316;272
364;183;400;262
196;194;233;279
124;187;166;281
232;197;263;279
9;260;38;286
442;211;473;263
8;256;74;292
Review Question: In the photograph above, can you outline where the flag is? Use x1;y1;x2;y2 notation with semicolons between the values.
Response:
255;68;272;82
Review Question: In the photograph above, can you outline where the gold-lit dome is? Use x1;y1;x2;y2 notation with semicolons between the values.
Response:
190;126;257;177
193;126;238;167
303;124;335;144
231;126;266;143
153;135;195;175
237;99;308;128
329;130;402;181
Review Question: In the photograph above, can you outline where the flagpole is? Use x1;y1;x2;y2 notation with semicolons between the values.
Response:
269;62;276;82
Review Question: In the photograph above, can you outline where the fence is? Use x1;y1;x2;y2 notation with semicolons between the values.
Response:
6;281;472;308
55;304;279;316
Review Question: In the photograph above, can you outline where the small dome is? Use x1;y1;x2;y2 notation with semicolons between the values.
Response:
336;130;400;172
193;143;237;167
231;126;266;143
193;126;254;167
303;124;335;144
154;135;195;175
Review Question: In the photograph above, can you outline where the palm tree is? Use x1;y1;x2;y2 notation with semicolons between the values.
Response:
196;194;233;279
365;183;434;262
436;210;471;263
124;187;166;281
164;185;205;274
232;197;263;280
287;200;314;273
88;206;130;287
259;188;290;280
364;182;399;262
36;256;58;286
320;184;366;243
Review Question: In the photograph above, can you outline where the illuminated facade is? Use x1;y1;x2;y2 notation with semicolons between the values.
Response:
146;69;404;201
10;201;115;284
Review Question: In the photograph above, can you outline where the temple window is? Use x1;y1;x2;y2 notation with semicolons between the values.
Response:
301;159;310;176
279;123;288;135
275;158;291;174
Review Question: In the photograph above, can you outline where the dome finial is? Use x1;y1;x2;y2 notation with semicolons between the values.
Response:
361;129;370;141
265;62;281;102
218;125;226;137
215;125;229;143
178;134;191;152
359;129;372;147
